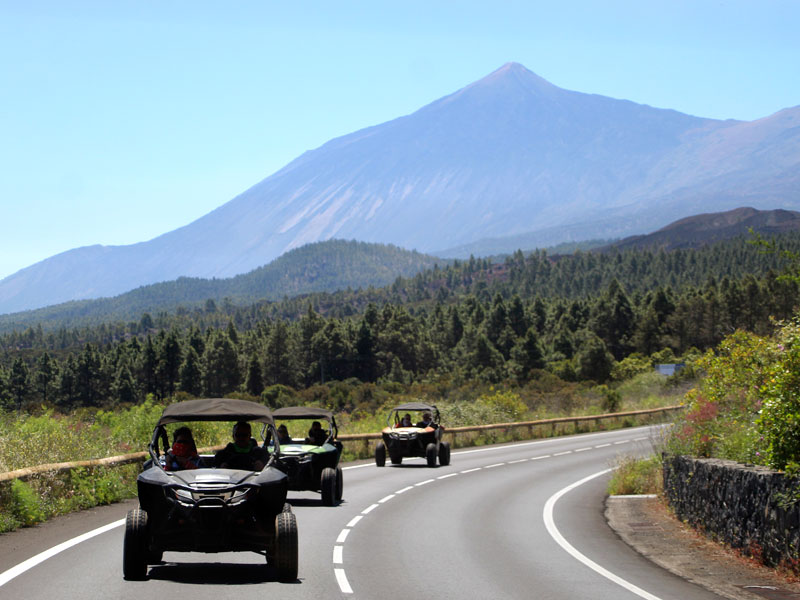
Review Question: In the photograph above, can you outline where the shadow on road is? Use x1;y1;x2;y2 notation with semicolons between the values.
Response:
284;497;344;507
146;561;300;585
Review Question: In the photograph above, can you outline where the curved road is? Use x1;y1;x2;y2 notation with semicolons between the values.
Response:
0;426;724;599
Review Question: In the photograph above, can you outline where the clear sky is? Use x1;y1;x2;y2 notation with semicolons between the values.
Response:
1;0;798;280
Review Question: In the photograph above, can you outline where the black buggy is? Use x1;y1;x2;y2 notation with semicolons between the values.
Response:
271;407;344;506
375;402;451;467
123;398;298;582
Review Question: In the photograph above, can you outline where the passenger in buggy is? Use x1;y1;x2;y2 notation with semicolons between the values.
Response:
165;426;203;470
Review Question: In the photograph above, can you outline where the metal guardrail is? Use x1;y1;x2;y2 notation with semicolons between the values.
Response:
0;405;682;483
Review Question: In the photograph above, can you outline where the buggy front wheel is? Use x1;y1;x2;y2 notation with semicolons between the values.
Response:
375;441;386;467
273;512;298;582
123;508;149;580
321;467;337;506
426;443;437;467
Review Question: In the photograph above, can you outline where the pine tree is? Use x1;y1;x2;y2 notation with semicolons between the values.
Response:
179;347;203;397
245;352;264;397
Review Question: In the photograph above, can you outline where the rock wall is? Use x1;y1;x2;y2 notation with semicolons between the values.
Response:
663;455;800;569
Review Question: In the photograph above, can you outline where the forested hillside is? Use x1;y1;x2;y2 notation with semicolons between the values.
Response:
0;233;797;413
0;240;443;332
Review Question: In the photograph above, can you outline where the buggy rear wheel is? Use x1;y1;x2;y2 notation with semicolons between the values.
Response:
123;508;148;580
273;512;298;582
321;467;337;506
335;466;343;502
375;441;386;467
426;443;437;467
390;453;402;465
438;441;451;466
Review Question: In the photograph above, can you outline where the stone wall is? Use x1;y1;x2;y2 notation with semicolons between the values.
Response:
663;455;800;569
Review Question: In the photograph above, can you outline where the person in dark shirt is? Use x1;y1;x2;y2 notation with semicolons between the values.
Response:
214;421;268;470
416;412;433;428
307;421;328;445
276;424;292;445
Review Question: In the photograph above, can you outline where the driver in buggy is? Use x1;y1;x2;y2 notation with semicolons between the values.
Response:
306;421;328;445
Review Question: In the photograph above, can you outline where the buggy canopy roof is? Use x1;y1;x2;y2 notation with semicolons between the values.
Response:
392;402;437;412
273;406;335;421
157;398;274;426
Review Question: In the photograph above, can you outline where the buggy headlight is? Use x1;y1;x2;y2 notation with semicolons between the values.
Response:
175;488;193;500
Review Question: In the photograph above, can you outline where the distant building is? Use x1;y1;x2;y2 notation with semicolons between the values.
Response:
655;363;685;376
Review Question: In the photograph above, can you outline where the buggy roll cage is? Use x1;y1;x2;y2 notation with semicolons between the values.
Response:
147;397;280;470
272;406;339;444
387;402;441;427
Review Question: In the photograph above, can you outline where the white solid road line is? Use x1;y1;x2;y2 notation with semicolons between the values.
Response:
543;469;664;600
0;519;124;588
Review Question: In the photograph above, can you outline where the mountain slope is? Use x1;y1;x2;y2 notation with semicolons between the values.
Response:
2;62;800;313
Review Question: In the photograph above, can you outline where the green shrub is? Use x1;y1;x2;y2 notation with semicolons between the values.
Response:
667;330;772;462
756;318;800;469
607;454;663;495
5;479;47;526
611;354;652;381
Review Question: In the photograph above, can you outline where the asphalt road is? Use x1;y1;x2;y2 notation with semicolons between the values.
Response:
0;426;727;600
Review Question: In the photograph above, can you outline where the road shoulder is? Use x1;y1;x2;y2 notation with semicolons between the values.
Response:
606;495;800;600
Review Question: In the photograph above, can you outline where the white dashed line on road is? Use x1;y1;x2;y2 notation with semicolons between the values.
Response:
332;429;656;597
335;568;353;594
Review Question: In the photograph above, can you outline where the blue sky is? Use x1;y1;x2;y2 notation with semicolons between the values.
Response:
1;0;799;280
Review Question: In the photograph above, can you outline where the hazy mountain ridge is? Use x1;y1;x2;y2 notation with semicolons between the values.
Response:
2;62;799;313
598;207;800;252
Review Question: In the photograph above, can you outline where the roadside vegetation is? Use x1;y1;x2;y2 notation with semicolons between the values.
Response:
3;232;798;532
608;235;800;496
0;369;686;533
